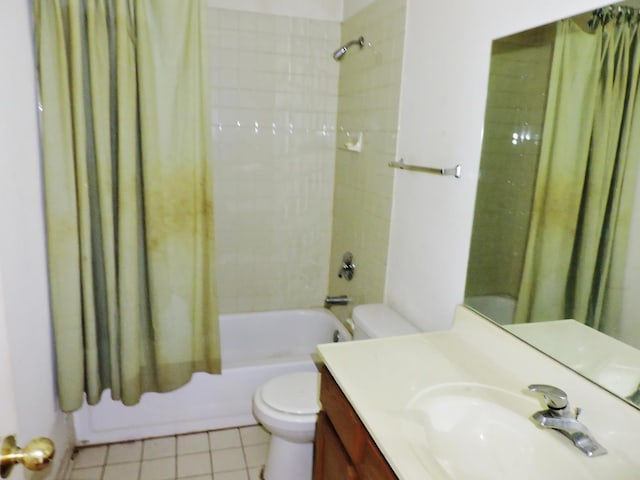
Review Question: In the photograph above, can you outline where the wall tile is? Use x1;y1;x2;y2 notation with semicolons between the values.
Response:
209;8;340;313
328;0;406;314
466;24;555;298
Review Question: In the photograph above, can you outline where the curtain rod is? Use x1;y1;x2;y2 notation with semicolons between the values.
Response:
588;5;640;31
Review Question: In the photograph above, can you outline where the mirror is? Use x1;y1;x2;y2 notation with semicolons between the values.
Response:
465;2;640;408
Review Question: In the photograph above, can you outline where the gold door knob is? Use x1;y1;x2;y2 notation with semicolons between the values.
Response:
1;435;55;478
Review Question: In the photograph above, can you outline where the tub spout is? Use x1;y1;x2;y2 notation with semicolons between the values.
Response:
324;295;350;308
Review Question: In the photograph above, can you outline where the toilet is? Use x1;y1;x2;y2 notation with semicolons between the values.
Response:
252;304;419;480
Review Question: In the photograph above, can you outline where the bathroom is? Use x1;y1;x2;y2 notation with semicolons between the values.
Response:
1;0;637;479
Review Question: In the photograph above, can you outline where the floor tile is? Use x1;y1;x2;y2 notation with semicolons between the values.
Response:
102;461;140;480
214;470;249;480
106;440;142;464
143;436;176;460
69;466;103;480
71;426;271;480
211;447;246;473
209;429;241;450
177;432;210;455
239;425;269;446
177;452;212;478
243;444;268;468
140;456;176;480
74;445;108;469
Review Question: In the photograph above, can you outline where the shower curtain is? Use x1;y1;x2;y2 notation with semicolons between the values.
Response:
514;18;640;334
35;0;221;412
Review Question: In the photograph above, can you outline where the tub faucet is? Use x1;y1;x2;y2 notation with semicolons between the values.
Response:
528;384;607;457
324;295;350;308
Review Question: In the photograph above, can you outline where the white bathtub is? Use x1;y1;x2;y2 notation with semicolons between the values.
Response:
464;294;517;325
73;308;350;445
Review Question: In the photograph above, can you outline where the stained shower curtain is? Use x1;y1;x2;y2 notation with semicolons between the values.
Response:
514;18;640;334
35;0;221;412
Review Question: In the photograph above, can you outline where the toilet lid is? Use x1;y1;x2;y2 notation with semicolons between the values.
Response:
260;372;320;415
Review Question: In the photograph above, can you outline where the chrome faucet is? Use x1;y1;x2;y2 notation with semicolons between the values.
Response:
324;295;351;308
528;384;608;457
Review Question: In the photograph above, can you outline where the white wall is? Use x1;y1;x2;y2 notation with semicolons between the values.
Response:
386;0;609;331
0;1;75;478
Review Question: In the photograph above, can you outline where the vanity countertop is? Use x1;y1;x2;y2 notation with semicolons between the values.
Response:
317;306;640;480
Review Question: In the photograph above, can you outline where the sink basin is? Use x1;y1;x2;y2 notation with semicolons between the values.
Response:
400;383;593;479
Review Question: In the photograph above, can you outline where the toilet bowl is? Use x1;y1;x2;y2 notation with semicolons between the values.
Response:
252;304;419;480
252;372;320;480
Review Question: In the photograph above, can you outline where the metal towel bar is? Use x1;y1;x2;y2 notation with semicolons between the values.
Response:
388;159;461;178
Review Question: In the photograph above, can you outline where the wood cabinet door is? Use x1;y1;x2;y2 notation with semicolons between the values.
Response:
314;412;358;480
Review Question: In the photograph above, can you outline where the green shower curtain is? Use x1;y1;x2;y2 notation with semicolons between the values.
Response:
35;0;221;412
514;19;640;334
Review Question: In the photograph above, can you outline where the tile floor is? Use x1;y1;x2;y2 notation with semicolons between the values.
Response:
69;425;270;480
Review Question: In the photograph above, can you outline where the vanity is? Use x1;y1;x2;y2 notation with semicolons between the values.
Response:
314;366;397;480
314;306;640;479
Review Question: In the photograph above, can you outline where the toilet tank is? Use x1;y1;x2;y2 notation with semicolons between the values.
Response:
352;304;419;340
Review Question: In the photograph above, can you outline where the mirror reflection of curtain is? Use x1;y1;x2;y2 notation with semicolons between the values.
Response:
35;0;221;412
514;18;640;334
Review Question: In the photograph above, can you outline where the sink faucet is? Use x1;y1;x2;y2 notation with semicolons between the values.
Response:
527;384;607;457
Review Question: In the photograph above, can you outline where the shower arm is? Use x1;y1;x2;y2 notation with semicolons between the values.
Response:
333;36;366;60
344;37;365;50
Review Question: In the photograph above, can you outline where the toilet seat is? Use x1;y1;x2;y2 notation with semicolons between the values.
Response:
259;372;320;415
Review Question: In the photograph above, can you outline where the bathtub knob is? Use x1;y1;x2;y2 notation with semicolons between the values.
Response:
338;251;356;281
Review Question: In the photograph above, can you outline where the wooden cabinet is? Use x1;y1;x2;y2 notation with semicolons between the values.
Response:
314;366;398;480
315;412;358;480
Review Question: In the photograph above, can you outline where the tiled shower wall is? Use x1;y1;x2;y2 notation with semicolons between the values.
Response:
208;8;340;313
465;24;555;299
327;0;406;314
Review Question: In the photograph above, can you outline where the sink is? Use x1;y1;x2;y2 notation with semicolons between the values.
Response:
400;383;593;479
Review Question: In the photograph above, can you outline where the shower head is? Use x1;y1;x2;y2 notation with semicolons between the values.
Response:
332;36;365;61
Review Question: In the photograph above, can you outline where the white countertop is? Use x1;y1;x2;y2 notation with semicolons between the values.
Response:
506;319;640;399
317;306;640;480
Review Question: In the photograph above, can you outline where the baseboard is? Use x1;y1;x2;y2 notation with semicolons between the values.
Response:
54;445;75;480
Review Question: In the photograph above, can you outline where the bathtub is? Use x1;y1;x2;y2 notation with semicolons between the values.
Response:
464;294;516;325
73;308;350;445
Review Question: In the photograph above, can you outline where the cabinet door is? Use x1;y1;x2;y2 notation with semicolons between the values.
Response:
314;412;358;480
360;435;397;480
320;367;366;461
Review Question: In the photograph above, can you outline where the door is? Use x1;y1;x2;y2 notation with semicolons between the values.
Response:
0;0;24;465
0;2;41;479
0;2;72;479
0;286;24;480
